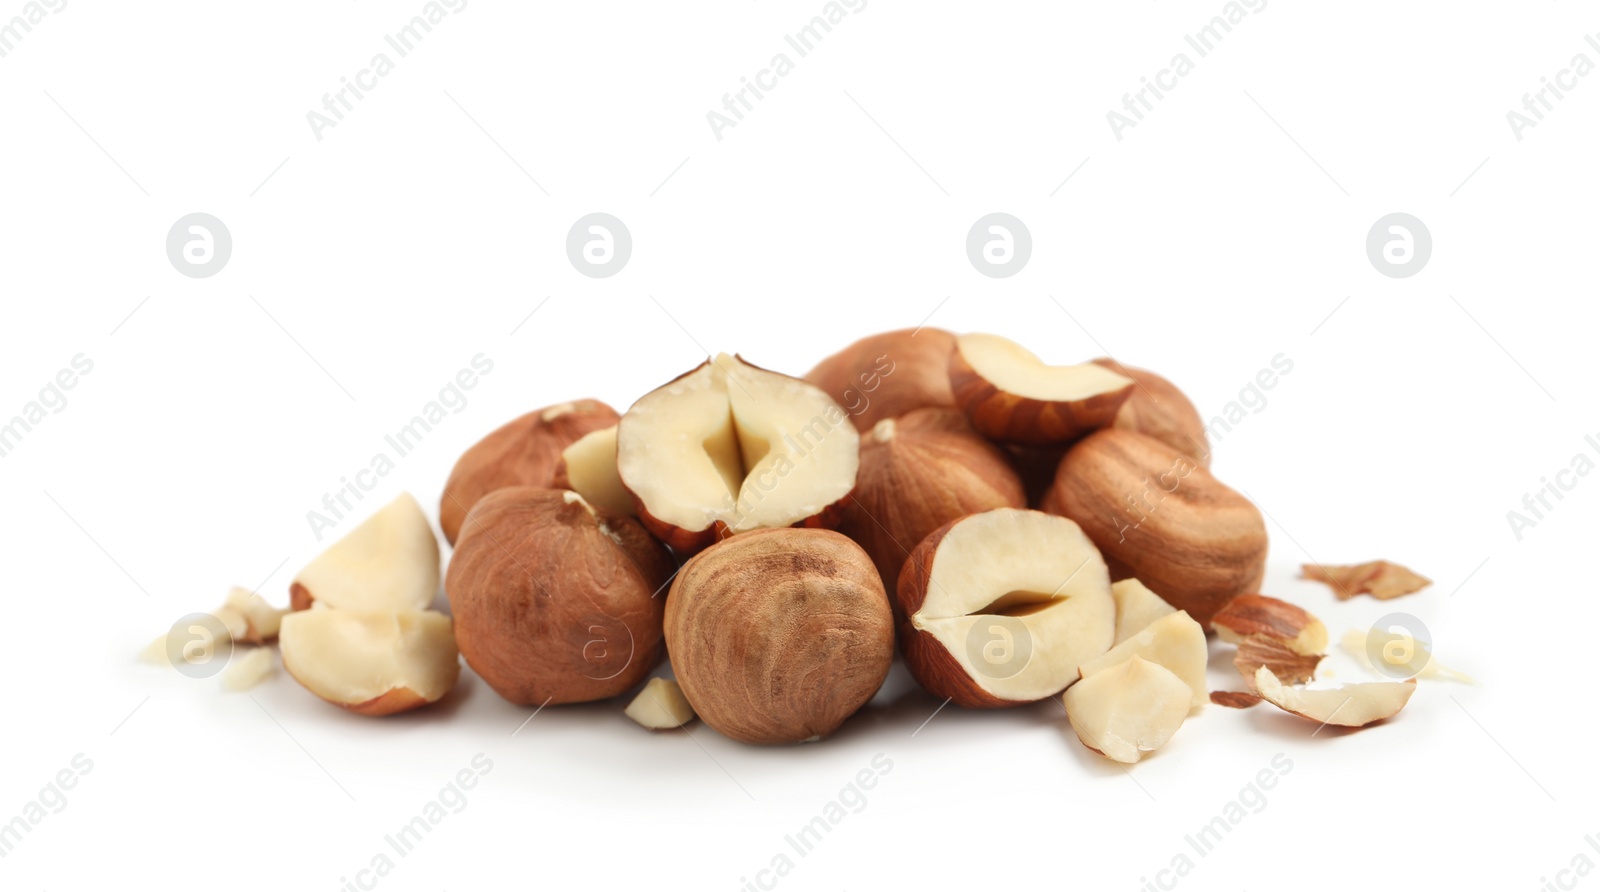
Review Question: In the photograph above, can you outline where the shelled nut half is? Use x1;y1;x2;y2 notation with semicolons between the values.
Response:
1065;656;1190;763
617;354;860;554
290;493;440;612
948;333;1134;446
896;508;1115;708
279;609;460;716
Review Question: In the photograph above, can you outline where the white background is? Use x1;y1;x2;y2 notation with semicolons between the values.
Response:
3;1;1596;889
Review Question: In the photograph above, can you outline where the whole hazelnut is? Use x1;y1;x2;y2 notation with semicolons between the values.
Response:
664;528;894;744
836;408;1025;596
445;487;674;705
1091;359;1211;467
804;327;957;431
439;399;619;544
1041;429;1266;627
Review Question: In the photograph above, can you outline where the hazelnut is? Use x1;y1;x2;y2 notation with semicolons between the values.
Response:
1078;610;1208;709
1110;578;1176;645
835;408;1025;596
663;528;893;744
624;678;697;730
1064;655;1190;763
1091;359;1211;467
1251;666;1415;729
1041;429;1267;627
552;424;635;517
896;508;1115;708
803;327;957;431
446;487;674;706
439;399;619;544
616;355;860;554
279;609;460;716
1212;594;1328;656
948;333;1134;446
290;493;439;612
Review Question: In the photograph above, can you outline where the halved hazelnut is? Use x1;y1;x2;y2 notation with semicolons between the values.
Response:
553;424;634;517
290;493;440;612
221;646;276;692
665;528;893;745
1212;594;1328;656
1235;635;1322;688
279;610;460;716
835;408;1025;595
616;355;860;553
1091;359;1210;466
1064;656;1190;763
439;399;619;544
1041;429;1267;627
896;508;1115;708
804;327;957;432
446;488;674;706
624;678;697;730
1078;610;1207;709
948;333;1134;446
1252;666;1415;728
1111;578;1177;645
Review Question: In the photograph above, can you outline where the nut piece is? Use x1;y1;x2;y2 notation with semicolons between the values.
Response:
836;408;1025;595
1301;560;1431;601
1079;610;1207;709
1091;359;1211;467
624;678;697;730
221;647;276;692
1041;429;1267;627
617;355;860;553
1235;635;1323;689
553;424;635;517
1064;656;1190;763
439;399;619;544
1111;578;1177;645
804;327;957;432
1339;630;1475;684
1212;594;1328;656
1252;666;1415;729
279;610;460;716
948;333;1134;446
1210;690;1262;709
896;509;1115;708
290;493;440;612
664;528;893;745
447;488;674;706
223;587;289;644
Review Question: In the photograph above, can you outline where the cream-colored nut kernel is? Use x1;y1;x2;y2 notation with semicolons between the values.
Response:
222;647;276;692
624;678;697;730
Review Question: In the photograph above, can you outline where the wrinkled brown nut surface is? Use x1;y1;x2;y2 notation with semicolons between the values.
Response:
447;488;674;706
665;528;893;745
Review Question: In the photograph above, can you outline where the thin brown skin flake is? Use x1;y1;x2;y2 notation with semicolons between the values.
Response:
1301;560;1432;601
1210;690;1262;709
